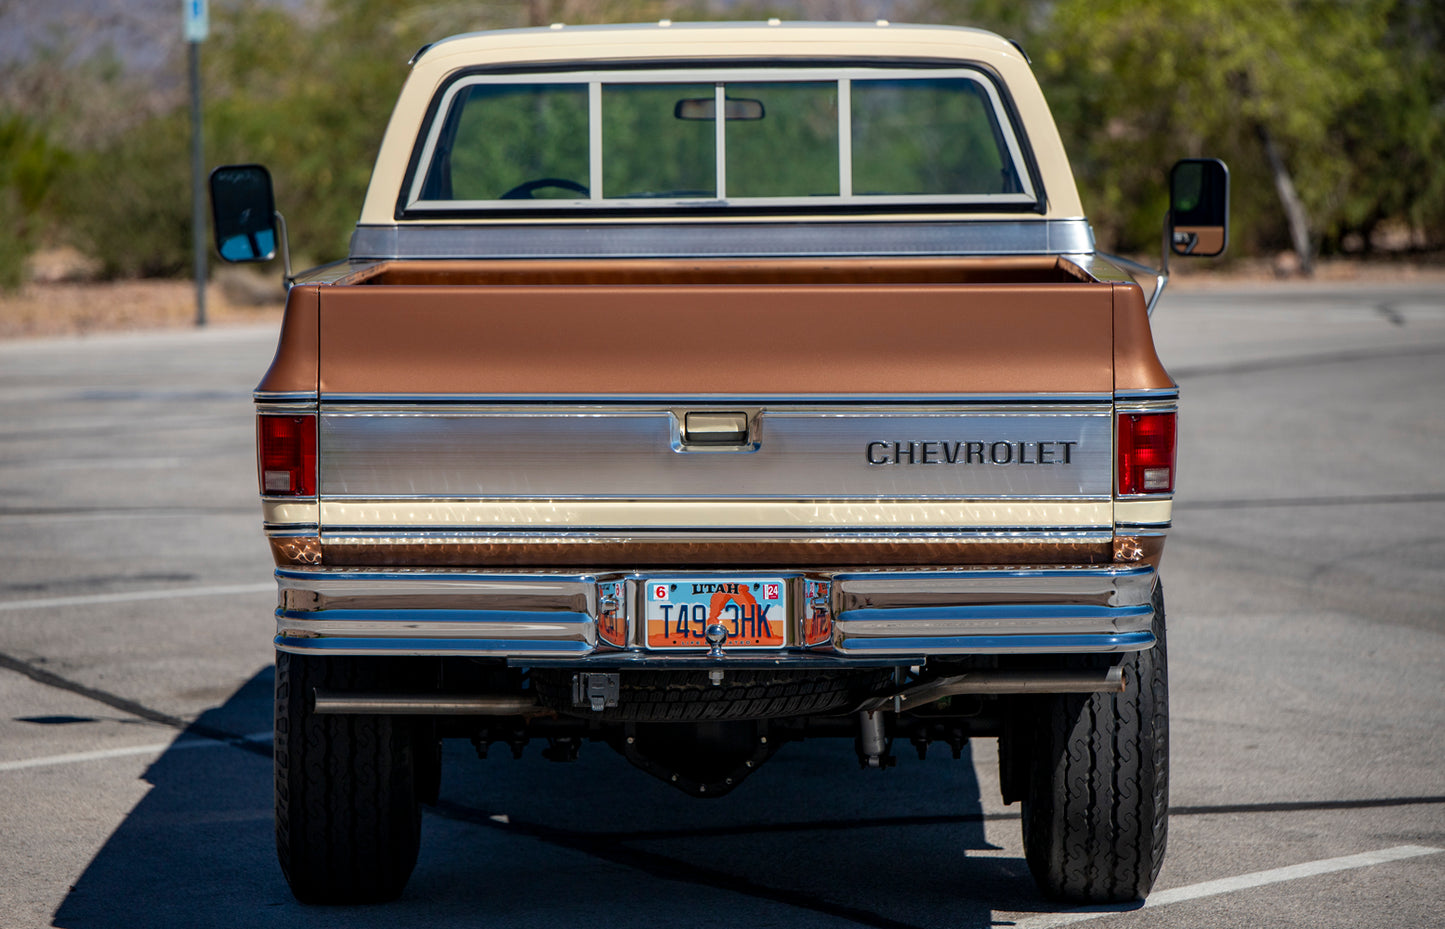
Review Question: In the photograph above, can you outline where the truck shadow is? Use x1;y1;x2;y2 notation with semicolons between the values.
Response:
54;667;1047;929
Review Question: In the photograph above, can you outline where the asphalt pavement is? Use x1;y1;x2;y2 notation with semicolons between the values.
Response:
1;281;1441;927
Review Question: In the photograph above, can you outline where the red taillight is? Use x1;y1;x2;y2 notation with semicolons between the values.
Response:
1117;412;1176;495
258;414;317;497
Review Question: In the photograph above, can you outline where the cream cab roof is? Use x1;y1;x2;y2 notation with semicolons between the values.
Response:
413;21;1023;69
359;21;1084;224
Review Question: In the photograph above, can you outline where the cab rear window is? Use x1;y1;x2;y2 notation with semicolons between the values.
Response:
406;67;1037;213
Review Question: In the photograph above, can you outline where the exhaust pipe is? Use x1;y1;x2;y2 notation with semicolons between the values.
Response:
859;667;1125;713
311;690;543;716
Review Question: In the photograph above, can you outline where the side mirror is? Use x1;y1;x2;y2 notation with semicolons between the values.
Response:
209;164;278;263
1168;158;1229;257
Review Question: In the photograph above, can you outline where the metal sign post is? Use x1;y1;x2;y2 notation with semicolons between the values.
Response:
186;0;208;326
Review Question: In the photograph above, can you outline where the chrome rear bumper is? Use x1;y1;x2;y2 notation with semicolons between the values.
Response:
273;564;1157;660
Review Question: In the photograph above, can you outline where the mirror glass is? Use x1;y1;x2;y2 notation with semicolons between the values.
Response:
673;97;766;121
210;164;277;262
1169;158;1229;256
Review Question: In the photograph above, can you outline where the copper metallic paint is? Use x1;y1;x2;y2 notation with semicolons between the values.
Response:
1112;283;1174;391
269;535;323;565
256;286;320;394
318;536;1115;568
1114;534;1166;569
315;282;1117;396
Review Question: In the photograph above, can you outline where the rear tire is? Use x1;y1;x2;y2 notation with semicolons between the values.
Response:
1020;582;1169;903
274;652;423;904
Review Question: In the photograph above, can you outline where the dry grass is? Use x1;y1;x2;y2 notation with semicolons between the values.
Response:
0;279;283;340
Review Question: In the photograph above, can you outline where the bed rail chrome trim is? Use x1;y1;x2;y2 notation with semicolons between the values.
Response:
316;393;1117;407
349;218;1095;261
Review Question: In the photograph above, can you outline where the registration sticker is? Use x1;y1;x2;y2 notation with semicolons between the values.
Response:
645;577;787;649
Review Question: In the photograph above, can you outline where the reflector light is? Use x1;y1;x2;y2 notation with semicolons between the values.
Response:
258;414;317;497
1117;412;1176;496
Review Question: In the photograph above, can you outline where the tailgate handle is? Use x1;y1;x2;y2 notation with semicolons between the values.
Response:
683;411;749;445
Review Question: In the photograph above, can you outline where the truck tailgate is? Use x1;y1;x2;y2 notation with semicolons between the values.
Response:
313;284;1115;395
271;279;1143;567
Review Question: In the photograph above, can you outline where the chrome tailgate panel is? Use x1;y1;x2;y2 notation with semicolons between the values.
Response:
319;406;1111;497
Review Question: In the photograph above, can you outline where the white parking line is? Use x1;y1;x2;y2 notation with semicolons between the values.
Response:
1014;845;1444;928
0;583;273;612
0;731;274;772
0;739;222;772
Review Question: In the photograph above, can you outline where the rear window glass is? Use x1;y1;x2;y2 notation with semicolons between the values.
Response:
851;78;1022;196
410;68;1035;211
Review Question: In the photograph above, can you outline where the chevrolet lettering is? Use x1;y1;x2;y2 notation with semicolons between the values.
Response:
213;19;1227;910
866;440;1080;466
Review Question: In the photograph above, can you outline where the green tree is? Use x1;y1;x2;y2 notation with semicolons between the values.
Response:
200;0;700;264
924;0;1439;266
1042;0;1396;264
1326;0;1445;252
0;114;69;289
57;113;192;278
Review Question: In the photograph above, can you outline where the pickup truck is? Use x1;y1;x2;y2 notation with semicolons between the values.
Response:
210;20;1228;908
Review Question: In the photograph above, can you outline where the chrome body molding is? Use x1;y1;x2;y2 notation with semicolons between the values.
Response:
318;528;1115;544
276;636;596;657
1113;387;1179;402
1114;393;1179;415
835;630;1154;655
515;654;915;669
255;392;318;407
349;219;1095;261
256;403;318;416
318;498;1114;531
272;564;1157;658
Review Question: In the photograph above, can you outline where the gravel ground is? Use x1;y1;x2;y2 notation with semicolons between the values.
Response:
0;278;283;340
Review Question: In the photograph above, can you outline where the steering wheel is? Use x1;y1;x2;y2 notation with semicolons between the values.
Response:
500;177;590;200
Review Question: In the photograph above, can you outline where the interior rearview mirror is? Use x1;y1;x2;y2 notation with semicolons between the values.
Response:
674;97;765;121
210;164;278;263
1168;158;1229;257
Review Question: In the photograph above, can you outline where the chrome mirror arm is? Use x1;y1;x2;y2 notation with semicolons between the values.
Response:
1102;226;1170;318
274;210;294;288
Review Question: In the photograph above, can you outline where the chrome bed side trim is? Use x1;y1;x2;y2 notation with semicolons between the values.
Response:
350;219;1094;260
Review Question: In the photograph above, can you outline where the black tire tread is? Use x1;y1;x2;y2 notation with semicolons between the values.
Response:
275;652;422;904
1021;582;1169;902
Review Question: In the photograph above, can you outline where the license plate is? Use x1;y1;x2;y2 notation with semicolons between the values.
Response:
645;577;787;649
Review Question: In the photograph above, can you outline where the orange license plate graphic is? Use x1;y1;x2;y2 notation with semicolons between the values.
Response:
645;577;787;649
